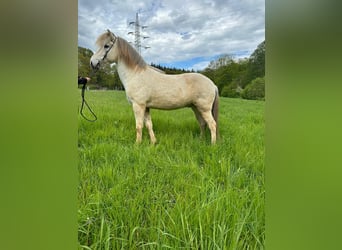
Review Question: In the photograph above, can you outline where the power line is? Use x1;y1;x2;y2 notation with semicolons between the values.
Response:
127;13;150;54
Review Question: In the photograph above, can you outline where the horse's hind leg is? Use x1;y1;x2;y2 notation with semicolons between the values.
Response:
191;106;206;137
199;110;217;144
132;103;146;144
144;108;157;144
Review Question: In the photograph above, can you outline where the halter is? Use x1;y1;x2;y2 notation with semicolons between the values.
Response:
101;35;117;62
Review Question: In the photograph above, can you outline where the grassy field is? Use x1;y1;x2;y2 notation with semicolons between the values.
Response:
78;90;264;249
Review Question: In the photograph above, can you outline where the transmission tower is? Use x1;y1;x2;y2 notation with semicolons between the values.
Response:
128;12;150;54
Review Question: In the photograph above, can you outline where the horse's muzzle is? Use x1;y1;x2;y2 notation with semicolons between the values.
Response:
90;60;100;70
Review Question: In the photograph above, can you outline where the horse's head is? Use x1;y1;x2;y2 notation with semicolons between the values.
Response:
90;29;118;70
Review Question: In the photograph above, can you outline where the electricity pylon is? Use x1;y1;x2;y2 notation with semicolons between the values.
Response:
128;12;150;54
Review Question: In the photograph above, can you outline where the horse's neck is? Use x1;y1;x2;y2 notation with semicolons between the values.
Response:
116;61;136;90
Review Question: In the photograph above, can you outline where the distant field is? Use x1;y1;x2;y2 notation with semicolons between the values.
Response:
78;90;265;249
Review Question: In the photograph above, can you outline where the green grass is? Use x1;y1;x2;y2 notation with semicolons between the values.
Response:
78;90;264;249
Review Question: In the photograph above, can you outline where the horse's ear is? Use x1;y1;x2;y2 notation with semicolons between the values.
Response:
107;29;116;39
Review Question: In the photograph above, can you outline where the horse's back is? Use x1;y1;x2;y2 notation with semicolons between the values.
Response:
153;71;216;93
183;72;216;90
182;73;217;103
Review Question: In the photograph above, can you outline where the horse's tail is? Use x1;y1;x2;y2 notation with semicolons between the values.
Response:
212;87;219;138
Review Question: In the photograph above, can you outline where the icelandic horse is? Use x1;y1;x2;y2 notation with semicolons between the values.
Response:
90;30;219;144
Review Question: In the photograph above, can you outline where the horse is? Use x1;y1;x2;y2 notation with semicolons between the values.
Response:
90;30;219;144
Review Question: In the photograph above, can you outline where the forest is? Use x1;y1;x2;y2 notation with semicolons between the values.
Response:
78;40;265;100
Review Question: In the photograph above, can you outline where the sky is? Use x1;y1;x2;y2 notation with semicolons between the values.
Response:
78;0;264;71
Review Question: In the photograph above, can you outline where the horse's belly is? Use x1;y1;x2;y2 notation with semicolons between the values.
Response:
147;95;191;110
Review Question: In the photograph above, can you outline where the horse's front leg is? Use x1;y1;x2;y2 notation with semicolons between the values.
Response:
132;103;146;144
144;108;157;144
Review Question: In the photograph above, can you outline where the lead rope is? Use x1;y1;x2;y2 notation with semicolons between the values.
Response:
80;82;97;122
79;70;97;122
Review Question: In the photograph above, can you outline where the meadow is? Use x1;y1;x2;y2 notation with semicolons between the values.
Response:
78;90;264;249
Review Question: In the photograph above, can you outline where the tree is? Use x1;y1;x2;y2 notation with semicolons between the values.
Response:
242;40;265;87
202;57;248;94
200;41;265;99
207;54;234;70
78;47;93;77
221;82;241;98
241;77;265;100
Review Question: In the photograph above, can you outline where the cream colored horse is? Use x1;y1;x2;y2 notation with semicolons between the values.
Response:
90;30;219;144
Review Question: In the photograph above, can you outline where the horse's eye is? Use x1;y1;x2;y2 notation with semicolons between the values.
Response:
104;44;110;49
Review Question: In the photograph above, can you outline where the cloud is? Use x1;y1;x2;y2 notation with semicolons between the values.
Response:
78;0;264;70
191;60;212;71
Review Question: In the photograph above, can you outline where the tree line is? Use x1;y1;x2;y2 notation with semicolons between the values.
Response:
78;40;265;100
201;41;265;100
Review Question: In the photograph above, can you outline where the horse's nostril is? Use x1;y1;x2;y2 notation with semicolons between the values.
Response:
90;61;100;70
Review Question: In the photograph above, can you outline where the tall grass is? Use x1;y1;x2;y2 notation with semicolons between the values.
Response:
78;90;264;249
